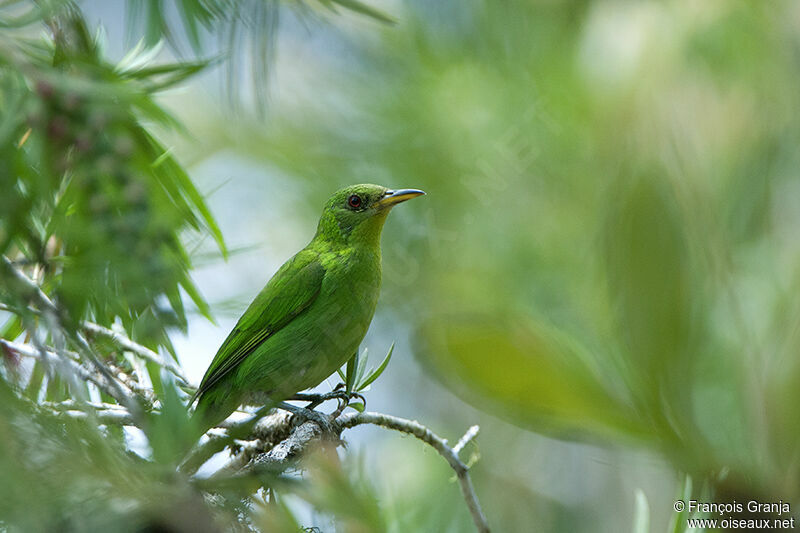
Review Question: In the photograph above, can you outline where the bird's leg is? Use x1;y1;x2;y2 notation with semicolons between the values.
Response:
290;392;324;400
289;391;342;410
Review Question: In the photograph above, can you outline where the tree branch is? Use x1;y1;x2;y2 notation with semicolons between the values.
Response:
1;338;153;410
3;258;491;532
211;418;323;480
71;330;142;418
202;407;491;533
243;420;323;471
180;409;292;476
2;256;142;420
46;401;137;425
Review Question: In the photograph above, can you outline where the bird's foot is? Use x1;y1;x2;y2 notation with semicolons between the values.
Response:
330;383;366;404
334;390;366;417
289;389;366;411
331;387;366;406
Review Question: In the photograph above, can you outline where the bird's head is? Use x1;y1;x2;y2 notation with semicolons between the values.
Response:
315;183;425;246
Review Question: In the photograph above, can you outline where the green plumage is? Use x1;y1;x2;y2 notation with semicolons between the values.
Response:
193;184;423;429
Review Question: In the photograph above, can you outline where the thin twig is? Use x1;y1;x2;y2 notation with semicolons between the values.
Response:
2;339;112;397
44;399;136;425
47;400;130;412
337;412;490;533
72;330;141;418
1;256;60;315
454;425;480;456
108;362;156;406
191;401;340;478
22;396;137;426
82;321;189;385
59;409;136;425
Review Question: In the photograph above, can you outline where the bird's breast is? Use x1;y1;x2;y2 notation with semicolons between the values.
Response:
233;247;383;399
311;249;381;348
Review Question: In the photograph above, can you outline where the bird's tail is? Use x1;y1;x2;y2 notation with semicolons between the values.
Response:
190;390;238;438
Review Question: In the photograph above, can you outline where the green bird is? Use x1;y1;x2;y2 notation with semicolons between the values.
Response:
192;184;424;430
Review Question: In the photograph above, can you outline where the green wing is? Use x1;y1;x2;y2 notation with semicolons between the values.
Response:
193;250;325;401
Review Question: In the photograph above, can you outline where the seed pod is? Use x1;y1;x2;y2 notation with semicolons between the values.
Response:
35;80;55;99
47;115;70;140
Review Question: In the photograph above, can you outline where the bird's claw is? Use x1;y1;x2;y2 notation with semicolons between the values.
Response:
330;384;366;405
327;390;364;418
330;388;365;404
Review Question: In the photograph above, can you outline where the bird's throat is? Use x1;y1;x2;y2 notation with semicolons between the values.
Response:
315;209;390;249
348;210;390;248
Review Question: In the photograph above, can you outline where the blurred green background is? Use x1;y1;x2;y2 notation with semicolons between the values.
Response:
3;0;800;531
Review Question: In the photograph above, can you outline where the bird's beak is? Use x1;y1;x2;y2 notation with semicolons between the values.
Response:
376;188;425;208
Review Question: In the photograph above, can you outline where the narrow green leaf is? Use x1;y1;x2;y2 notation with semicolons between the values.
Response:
24;360;44;401
146;360;164;400
146;376;195;464
328;0;396;24
151;146;175;169
344;351;358;394
357;342;393;392
45;374;66;402
180;277;214;324
143;130;227;257
123;59;207;79
144;0;169;48
1;314;24;340
138;60;212;91
354;347;369;388
0;4;46;28
632;489;649;533
166;285;188;330
177;0;211;52
668;474;693;533
347;401;365;412
0;83;25;146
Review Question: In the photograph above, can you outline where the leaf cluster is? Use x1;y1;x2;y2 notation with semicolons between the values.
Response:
1;6;224;354
0;3;410;532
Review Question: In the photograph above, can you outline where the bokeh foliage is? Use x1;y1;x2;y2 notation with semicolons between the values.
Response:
0;5;223;348
186;0;800;523
0;1;396;532
3;0;800;531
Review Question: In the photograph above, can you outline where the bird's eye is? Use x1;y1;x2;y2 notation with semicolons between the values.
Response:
347;194;363;209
